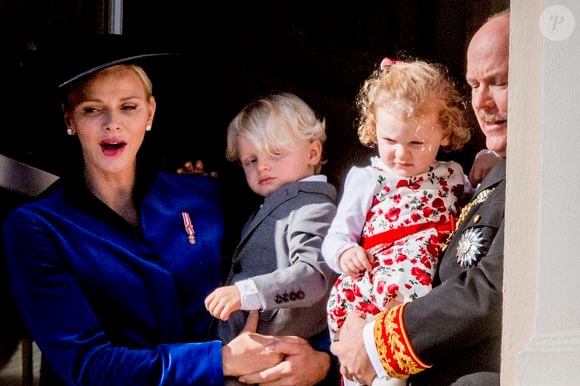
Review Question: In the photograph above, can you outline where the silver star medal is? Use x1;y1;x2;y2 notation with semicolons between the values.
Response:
456;228;484;267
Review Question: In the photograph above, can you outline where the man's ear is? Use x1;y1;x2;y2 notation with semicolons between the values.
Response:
441;134;450;147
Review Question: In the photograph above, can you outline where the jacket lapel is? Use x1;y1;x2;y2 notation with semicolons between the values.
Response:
233;181;336;260
233;184;298;259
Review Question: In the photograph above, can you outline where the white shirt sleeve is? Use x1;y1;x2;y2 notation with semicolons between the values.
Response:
321;165;376;273
236;279;263;310
363;320;389;379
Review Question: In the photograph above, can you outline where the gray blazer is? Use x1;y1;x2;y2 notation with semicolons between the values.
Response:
217;180;338;344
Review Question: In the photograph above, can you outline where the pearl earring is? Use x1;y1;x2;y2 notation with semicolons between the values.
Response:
145;124;152;132
66;128;74;136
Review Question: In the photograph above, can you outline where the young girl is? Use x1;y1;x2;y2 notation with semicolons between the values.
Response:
322;58;471;386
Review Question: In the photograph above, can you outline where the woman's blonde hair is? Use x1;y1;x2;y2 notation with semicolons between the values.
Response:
356;60;470;151
63;64;153;110
226;92;326;172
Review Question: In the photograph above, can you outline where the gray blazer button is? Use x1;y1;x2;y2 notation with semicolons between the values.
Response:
274;295;283;304
289;291;297;301
297;290;305;300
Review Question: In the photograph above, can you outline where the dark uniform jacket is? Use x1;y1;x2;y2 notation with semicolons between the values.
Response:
406;159;506;385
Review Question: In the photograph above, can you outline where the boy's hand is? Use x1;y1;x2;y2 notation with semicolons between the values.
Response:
338;246;374;276
204;285;242;320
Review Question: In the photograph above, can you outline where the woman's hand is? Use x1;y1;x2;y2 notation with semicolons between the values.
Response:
222;312;283;377
239;336;331;386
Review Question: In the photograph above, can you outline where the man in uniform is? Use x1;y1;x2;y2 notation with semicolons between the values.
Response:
332;10;509;386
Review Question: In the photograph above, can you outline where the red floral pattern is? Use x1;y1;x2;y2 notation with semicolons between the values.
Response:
327;161;464;340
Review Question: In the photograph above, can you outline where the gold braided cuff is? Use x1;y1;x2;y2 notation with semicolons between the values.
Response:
374;303;431;378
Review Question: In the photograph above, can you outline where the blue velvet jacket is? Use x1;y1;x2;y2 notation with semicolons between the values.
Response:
3;171;225;385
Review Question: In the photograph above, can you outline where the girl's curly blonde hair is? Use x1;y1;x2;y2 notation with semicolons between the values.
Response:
357;59;471;151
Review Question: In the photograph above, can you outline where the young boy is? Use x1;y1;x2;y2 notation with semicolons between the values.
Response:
205;92;338;382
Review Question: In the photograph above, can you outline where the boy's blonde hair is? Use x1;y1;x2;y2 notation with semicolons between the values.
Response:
226;92;326;172
357;60;471;151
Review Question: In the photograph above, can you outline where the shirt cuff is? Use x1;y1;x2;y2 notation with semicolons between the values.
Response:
364;319;388;379
235;279;263;310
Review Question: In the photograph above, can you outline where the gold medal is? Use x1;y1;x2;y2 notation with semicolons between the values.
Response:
441;188;494;251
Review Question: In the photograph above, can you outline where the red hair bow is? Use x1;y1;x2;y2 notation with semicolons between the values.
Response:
380;57;403;71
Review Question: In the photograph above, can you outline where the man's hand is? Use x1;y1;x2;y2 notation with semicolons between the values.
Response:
176;160;195;174
205;285;241;320
331;312;376;385
469;149;500;187
239;336;330;386
338;246;374;276
222;311;283;377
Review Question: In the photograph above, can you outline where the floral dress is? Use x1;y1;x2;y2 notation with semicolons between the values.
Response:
327;159;464;340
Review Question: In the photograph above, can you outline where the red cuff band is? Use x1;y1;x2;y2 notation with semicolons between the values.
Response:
374;303;431;378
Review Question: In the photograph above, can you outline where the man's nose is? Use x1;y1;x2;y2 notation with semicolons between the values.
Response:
472;86;495;110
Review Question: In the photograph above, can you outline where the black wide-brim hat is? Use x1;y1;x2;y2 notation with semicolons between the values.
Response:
27;34;188;171
39;34;183;90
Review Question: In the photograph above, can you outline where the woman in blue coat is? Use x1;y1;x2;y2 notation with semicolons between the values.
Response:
2;35;285;385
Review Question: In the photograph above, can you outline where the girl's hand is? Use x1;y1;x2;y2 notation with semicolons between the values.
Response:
338;246;374;276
